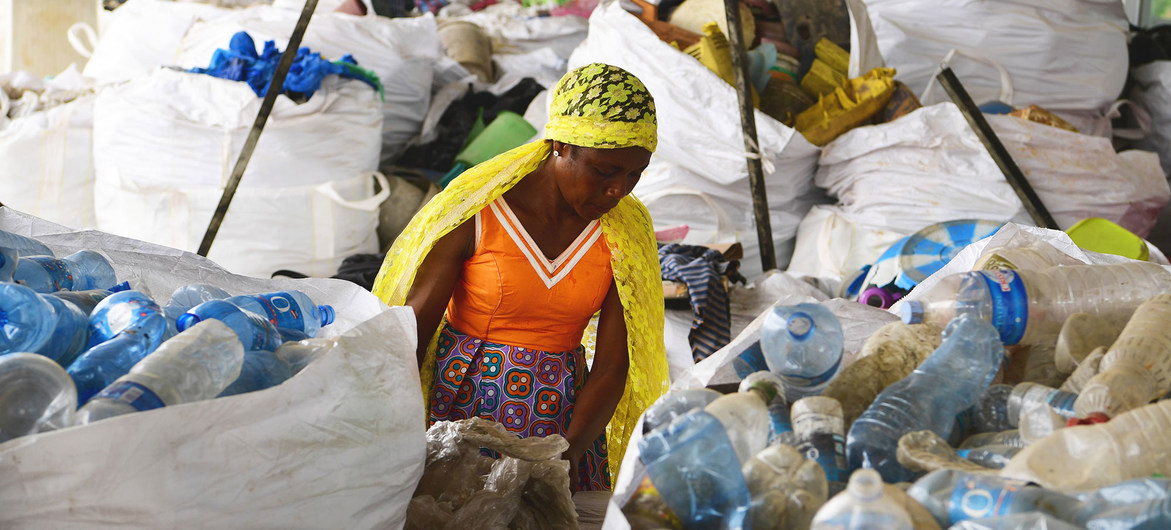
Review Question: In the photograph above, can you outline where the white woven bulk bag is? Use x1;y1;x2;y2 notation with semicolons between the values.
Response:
1131;61;1171;176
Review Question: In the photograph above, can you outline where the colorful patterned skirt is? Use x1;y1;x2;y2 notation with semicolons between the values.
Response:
429;324;611;491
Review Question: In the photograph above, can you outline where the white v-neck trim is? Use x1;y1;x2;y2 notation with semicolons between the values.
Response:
489;198;602;289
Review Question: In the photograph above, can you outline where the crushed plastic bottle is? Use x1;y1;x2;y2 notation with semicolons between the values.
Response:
1006;383;1077;427
643;388;722;435
908;469;1082;527
51;281;131;315
177;300;283;352
704;373;782;465
162;283;231;339
67;290;167;403
85;290;165;347
967;384;1014;433
1061;346;1106;394
761;303;844;402
902;262;1171;346
896;430;996;475
218;349;293;397
0;352;77;443
810;468;913;529
1001;398;1171;492
13;250;117;293
76;319;245;424
225;290;335;339
273;337;333;375
0;229;53;257
0;282;89;364
742;444;828;530
1075;293;1171;418
792;396;849;494
847;313;1004;482
1054;312;1120;376
639;409;752;529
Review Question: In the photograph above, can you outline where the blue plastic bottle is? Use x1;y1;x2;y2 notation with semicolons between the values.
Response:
761;303;844;402
0;230;53;257
37;296;89;366
225;290;335;338
218;349;294;397
639;410;752;529
642;388;722;435
86;290;166;348
741;372;795;446
0;282;58;356
177;300;283;352
907;469;1083;527
846;313;1004;483
14;250;117;293
51;281;131;315
162;284;231;340
0;247;16;282
68;290;167;403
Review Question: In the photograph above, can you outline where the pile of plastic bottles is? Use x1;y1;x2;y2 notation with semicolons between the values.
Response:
0;230;336;444
627;257;1171;529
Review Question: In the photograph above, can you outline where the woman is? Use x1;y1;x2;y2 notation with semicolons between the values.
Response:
372;63;669;491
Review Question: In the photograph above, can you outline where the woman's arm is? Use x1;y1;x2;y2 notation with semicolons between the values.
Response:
563;279;630;479
404;219;474;367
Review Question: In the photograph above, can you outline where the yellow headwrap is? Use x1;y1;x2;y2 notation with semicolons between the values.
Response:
371;63;667;480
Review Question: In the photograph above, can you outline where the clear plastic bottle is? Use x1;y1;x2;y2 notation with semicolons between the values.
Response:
0;352;77;443
0;229;53;257
0;282;89;364
225;290;335;339
743;444;828;530
68;291;167;403
959;430;1025;450
177;300;283;352
956;445;1020;469
76;320;244;424
13;250;117;293
642;387;722;435
847;313;1004;483
761;303;844;402
0;247;16;282
1078;478;1171;529
51;281;131;315
901;262;1171;346
793;396;849;494
85;290;166;347
1076;293;1171;418
273;337;333;375
218;349;293;397
810;469;913;530
741;371;795;446
638;409;752;529
907;469;1083;528
161;283;231;340
965;384;1013;434
704;373;782;465
1006;382;1077;427
37;295;89;366
1000;398;1171;492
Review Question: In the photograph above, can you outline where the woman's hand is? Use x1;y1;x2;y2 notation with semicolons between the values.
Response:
562;446;585;493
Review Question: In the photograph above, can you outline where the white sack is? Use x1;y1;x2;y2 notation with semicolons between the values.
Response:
80;0;228;84
563;2;823;278
0;95;96;229
1131;61;1171;176
859;0;1128;118
0;207;425;529
786;204;907;289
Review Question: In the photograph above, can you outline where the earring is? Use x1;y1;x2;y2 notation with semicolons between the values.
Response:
553;150;560;157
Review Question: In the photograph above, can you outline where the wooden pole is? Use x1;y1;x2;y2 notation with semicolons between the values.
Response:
722;0;777;271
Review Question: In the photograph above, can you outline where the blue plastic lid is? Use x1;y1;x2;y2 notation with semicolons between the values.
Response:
901;300;924;324
318;305;335;326
176;313;201;332
787;312;813;339
108;281;131;293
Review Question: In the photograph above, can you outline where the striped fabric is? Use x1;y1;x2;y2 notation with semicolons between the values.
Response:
658;244;734;362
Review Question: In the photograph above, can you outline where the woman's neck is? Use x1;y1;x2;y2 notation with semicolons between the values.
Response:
506;158;580;224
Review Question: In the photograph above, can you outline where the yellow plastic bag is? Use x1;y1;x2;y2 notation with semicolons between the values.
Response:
795;67;897;147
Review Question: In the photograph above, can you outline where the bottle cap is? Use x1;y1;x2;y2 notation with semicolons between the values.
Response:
318;305;335;326
108;281;131;293
901;300;924;324
1067;412;1110;427
176;313;201;332
846;468;884;500
787;312;814;339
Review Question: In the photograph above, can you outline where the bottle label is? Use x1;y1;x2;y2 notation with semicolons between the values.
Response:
252;292;307;331
95;381;165;412
797;432;847;483
948;475;1026;523
1046;390;1077;417
28;256;74;291
781;354;841;388
978;270;1028;345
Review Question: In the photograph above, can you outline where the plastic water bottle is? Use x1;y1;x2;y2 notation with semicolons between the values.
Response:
0;247;15;282
643;388;722;435
1006;382;1077;426
1001;398;1171;492
1077;478;1171;529
224;290;335;338
37;295;89;366
0;283;89;365
792;396;848;494
965;384;1013;434
743;444;828;530
162;284;231;339
51;281;131;315
902;262;1171;346
847;313;1004;483
956;445;1020;469
810;469;913;529
76;320;245;424
273;337;333;375
85;290;166;347
1076;293;1171;418
639;410;752;528
907;469;1083;527
741;371;795;446
0;229;53;257
68;291;167;403
0;352;77;443
959;430;1024;450
218;349;293;397
761;303;844;402
177;300;283;352
13;250;118;293
705;372;783;465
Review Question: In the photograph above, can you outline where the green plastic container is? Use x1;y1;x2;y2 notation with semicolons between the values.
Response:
454;111;538;167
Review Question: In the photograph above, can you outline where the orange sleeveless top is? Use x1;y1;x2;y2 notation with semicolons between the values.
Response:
446;198;614;352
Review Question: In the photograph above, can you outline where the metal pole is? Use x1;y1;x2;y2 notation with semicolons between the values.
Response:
722;0;777;272
197;0;320;257
936;67;1060;230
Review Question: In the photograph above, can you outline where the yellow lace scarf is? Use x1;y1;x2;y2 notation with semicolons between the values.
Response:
371;140;668;479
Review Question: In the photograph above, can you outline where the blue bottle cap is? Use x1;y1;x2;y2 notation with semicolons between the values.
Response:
901;300;924;324
108;281;131;293
318;305;335;326
176;313;201;332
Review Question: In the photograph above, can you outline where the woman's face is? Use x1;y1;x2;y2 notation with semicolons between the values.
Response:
555;143;652;221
